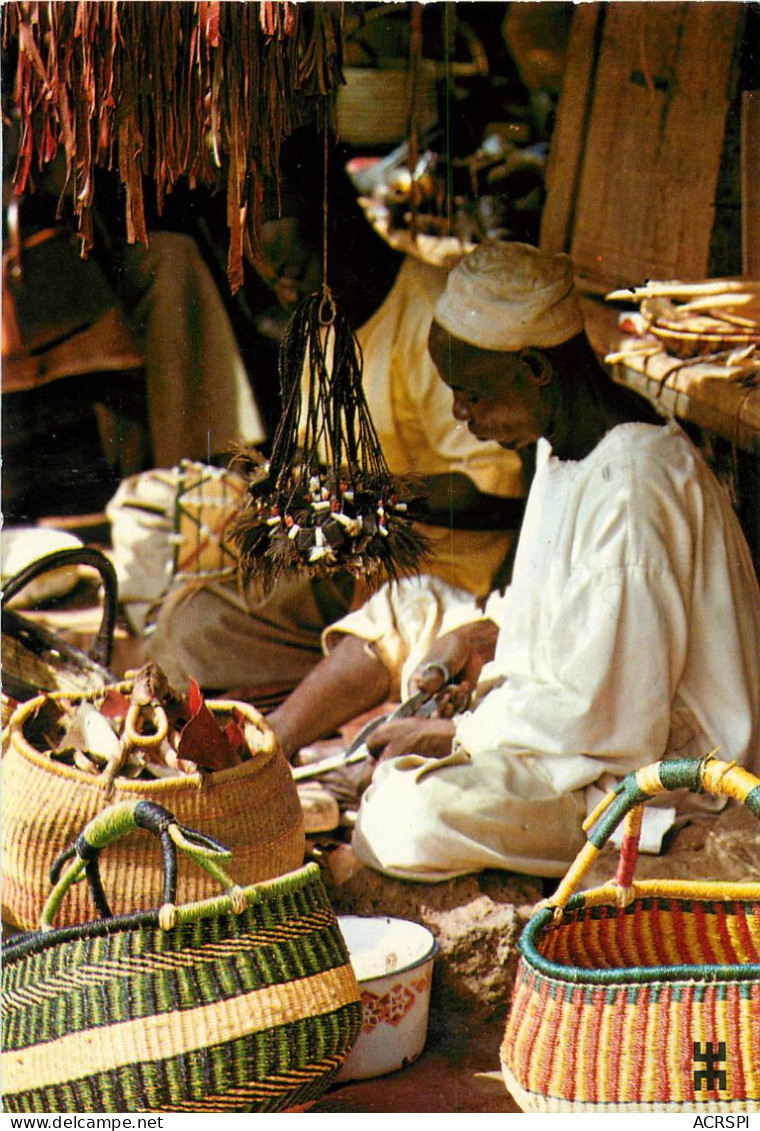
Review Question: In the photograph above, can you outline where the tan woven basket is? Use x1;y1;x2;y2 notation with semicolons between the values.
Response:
501;756;760;1113
650;322;760;360
2;690;305;930
336;62;438;148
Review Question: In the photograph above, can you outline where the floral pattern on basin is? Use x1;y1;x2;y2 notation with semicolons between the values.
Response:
360;970;433;1032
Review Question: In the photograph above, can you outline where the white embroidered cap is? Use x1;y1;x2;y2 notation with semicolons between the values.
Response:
433;240;584;351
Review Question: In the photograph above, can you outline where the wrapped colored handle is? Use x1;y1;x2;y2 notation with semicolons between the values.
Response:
547;753;760;915
41;800;234;930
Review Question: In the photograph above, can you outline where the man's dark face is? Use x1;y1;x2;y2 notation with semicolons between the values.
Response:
255;217;323;312
428;321;550;452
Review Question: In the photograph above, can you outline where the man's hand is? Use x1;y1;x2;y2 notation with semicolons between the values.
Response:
410;620;499;714
366;717;456;764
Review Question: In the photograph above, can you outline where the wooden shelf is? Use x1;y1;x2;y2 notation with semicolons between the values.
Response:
611;351;760;456
580;296;760;455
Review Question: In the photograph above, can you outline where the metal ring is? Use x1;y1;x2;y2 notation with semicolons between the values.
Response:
123;703;169;749
418;661;450;685
318;287;336;326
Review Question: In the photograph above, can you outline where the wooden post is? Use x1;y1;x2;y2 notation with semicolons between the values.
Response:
741;90;760;277
542;3;743;291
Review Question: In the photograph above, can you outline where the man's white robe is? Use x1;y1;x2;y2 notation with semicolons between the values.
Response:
353;423;760;880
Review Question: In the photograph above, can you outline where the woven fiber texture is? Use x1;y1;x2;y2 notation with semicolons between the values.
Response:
501;755;760;1113
2;862;361;1113
502;904;760;1112
2;694;305;930
2;546;118;703
173;461;247;579
538;896;760;971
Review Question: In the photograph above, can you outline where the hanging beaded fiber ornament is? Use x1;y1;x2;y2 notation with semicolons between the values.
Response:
230;283;428;589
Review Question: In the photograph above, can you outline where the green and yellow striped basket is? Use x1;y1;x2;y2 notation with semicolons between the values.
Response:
2;801;361;1113
501;754;760;1113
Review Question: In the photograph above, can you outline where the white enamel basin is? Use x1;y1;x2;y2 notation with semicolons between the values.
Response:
336;915;438;1082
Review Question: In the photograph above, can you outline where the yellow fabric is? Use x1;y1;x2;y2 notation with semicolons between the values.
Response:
322;575;491;701
145;258;526;690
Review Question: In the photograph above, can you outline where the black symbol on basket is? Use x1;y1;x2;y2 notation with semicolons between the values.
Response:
693;1041;727;1091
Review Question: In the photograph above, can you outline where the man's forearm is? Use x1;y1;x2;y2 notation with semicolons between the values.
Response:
414;472;526;530
267;634;391;760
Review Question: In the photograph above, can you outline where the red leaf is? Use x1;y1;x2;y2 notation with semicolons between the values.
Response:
176;679;242;771
223;717;247;760
188;677;203;716
99;689;131;719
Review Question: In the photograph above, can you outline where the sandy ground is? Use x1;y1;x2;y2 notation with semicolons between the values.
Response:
312;1009;521;1114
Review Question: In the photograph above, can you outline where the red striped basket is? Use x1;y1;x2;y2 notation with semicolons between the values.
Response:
501;754;760;1113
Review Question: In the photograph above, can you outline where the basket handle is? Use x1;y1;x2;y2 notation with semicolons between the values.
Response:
345;5;489;78
41;800;240;931
2;546;119;669
543;752;760;916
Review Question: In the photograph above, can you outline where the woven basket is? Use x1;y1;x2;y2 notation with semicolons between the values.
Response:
336;63;438;148
2;801;361;1113
1;546;118;720
2;687;305;930
501;754;760;1113
172;460;247;579
650;322;760;360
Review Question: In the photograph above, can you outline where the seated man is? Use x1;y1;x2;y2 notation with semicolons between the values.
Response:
268;240;760;881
